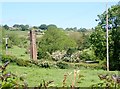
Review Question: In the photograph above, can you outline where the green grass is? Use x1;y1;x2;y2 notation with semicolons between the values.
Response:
6;64;118;87
3;30;29;37
7;46;30;60
2;46;29;60
0;30;118;87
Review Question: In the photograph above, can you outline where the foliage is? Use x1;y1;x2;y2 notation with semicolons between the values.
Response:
38;26;76;59
74;62;101;69
47;24;57;29
91;73;120;88
7;64;118;87
15;59;30;67
2;30;28;49
68;31;91;50
90;26;106;61
1;54;17;63
0;62;28;88
80;48;96;61
3;25;9;30
13;24;29;31
78;33;91;50
90;3;120;70
32;60;51;68
78;28;87;32
39;24;47;30
65;27;78;31
1;54;31;67
51;50;66;61
56;61;69;69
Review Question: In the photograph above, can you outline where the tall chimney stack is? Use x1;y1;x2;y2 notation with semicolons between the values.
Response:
30;29;37;61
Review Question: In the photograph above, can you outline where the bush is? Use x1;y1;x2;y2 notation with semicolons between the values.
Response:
16;59;30;67
63;57;71;62
74;63;102;69
56;61;69;69
40;61;50;68
1;54;31;67
31;60;51;68
63;57;80;63
80;48;96;61
0;62;28;89
1;54;17;63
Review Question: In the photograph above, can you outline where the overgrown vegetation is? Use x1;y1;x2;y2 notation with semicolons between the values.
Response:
0;62;119;88
0;2;120;88
90;3;120;70
0;62;28;89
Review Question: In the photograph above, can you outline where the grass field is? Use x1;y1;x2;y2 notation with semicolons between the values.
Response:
7;46;30;59
5;63;118;87
0;30;119;87
3;30;29;37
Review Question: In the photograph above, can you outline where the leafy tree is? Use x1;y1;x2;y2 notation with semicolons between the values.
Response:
13;24;20;28
68;31;91;50
78;28;87;32
3;25;9;30
90;25;106;60
33;26;39;29
37;27;76;59
39;24;47;30
90;3;120;70
19;24;29;31
68;32;83;49
47;24;57;29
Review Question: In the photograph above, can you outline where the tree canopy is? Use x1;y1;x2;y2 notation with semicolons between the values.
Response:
90;3;120;70
37;26;76;59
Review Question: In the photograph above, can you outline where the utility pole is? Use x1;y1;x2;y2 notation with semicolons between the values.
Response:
3;36;9;54
106;3;109;71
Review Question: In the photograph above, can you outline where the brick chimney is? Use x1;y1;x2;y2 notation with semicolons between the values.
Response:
30;30;37;61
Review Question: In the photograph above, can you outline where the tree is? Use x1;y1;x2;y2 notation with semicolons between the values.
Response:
90;25;106;60
78;28;87;32
3;25;9;30
13;24;20;28
39;24;47;30
90;3;120;70
33;26;38;29
37;27;77;59
19;24;29;31
47;24;57;29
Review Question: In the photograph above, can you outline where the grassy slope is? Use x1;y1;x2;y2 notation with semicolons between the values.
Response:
4;30;29;37
0;30;118;87
6;64;117;87
1;30;42;59
7;46;30;60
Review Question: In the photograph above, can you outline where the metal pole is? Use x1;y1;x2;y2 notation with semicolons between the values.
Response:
106;3;109;71
3;37;9;54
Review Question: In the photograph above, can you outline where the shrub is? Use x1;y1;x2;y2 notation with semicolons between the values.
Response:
37;61;50;68
31;60;51;68
1;54;31;67
74;62;102;70
56;61;69;69
80;48;96;61
0;62;28;89
1;54;17;63
63;57;80;63
16;59;30;67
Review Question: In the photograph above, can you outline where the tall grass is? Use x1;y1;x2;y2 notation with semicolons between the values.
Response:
6;64;118;87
